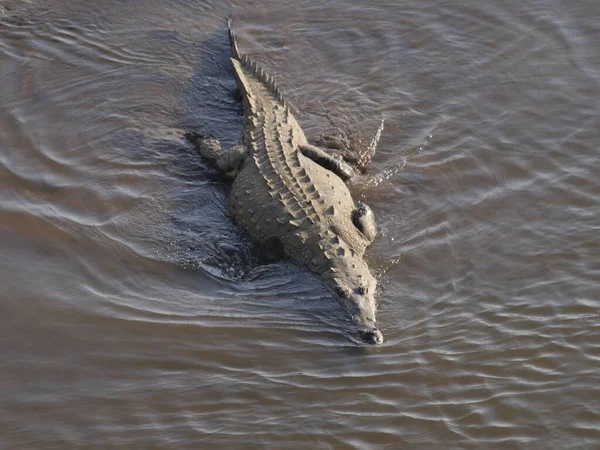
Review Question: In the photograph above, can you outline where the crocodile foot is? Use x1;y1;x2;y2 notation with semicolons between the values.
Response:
186;133;247;176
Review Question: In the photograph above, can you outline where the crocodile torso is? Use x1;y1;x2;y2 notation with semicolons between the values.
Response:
189;21;384;344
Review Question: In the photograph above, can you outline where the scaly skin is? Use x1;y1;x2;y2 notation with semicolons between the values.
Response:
189;21;383;344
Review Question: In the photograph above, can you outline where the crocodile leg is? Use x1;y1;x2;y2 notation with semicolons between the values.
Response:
352;202;377;242
299;144;355;181
186;133;247;176
313;118;384;173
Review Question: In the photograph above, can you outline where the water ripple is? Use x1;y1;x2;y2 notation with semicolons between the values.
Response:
2;0;600;449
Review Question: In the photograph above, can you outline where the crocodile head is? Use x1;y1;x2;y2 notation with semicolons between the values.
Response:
325;258;383;345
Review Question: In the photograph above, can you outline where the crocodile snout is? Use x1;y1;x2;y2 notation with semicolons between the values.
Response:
359;327;383;345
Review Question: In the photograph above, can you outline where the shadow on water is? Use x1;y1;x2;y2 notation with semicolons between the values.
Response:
179;22;242;145
109;24;257;281
171;22;266;279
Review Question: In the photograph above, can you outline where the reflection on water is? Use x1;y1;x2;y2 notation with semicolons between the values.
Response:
1;0;599;448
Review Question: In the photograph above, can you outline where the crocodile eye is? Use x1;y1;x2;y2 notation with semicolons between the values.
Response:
356;285;367;295
335;287;349;298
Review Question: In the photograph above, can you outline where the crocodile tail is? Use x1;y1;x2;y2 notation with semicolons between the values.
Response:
228;18;241;60
227;19;287;108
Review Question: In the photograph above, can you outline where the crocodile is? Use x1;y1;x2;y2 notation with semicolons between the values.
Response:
187;21;384;344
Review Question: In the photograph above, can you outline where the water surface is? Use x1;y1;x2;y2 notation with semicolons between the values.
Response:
1;0;599;448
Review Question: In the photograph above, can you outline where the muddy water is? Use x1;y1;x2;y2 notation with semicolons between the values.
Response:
1;0;599;448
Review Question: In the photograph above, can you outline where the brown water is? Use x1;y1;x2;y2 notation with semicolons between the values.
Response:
1;0;599;448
